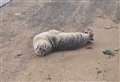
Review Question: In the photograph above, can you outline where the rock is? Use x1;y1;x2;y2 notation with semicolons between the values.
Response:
97;70;102;74
102;49;114;56
46;74;52;80
16;54;23;57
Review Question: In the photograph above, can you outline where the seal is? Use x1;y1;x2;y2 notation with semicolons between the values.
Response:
33;29;94;56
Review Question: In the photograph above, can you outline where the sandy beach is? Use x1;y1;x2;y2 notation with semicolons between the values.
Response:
0;0;119;82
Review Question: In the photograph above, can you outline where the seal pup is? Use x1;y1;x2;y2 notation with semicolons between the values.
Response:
33;29;94;56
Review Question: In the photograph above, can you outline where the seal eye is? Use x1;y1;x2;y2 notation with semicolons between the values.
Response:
85;32;88;34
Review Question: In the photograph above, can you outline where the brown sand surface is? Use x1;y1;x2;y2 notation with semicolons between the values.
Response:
0;0;119;82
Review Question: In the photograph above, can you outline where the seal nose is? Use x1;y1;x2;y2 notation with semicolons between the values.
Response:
90;38;94;41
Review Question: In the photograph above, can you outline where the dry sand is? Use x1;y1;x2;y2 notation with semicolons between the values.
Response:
0;0;119;82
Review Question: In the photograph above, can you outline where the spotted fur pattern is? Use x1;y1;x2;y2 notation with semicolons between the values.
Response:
33;29;94;56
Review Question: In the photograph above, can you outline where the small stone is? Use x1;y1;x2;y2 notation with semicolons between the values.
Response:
114;48;120;52
97;70;102;74
47;77;52;80
96;67;99;70
104;25;118;30
14;13;22;16
15;53;23;58
17;54;23;56
104;26;112;29
86;46;93;49
46;74;52;80
102;49;114;56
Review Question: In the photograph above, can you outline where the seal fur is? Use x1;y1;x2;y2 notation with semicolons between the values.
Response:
33;29;94;56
